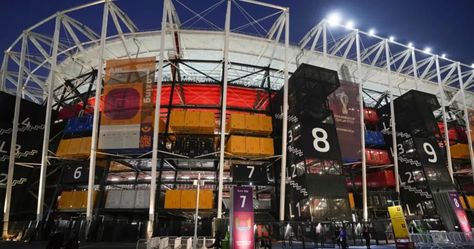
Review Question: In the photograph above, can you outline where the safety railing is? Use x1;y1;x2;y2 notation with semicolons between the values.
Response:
136;236;215;249
410;231;474;248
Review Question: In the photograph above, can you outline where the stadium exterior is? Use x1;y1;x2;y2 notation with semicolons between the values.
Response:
1;0;474;239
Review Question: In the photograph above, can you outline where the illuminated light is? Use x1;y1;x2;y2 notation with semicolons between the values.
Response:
181;176;190;179
206;176;215;180
408;42;413;48
111;178;119;182
345;20;354;29
165;176;174;179
441;53;446;59
327;12;342;26
145;176;152;180
471;63;474;68
368;28;376;36
424;47;432;54
389;36;395;42
127;177;135;180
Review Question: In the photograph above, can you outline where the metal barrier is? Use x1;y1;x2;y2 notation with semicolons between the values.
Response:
410;232;474;248
136;236;215;249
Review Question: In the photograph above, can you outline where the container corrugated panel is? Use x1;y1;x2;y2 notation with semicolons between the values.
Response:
226;135;246;155
245;137;260;156
105;190;122;209
180;190;197;209
198;190;214;209
120;190;136;209
164;189;182;209
228;113;246;133
259;137;274;156
134;189;150;209
56;139;71;157
199;111;215;134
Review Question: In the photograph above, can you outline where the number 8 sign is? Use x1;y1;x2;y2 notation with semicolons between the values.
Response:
300;122;341;160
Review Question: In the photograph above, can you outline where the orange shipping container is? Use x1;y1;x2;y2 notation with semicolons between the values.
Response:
259;137;274;156
56;139;71;157
226;135;247;155
170;110;186;131
185;111;200;131
348;193;355;209
228;113;246;133
164;189;182;209
198;190;214;209
245;115;260;133
258;115;273;135
199;111;215;134
450;143;469;160
180;190;197;209
245;137;260;156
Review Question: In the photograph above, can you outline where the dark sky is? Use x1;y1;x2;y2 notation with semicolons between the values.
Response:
1;0;473;64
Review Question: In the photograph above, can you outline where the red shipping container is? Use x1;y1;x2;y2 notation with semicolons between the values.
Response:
365;148;392;166
346;170;395;189
364;108;379;125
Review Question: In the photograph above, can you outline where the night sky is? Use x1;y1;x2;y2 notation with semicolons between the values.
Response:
1;0;473;64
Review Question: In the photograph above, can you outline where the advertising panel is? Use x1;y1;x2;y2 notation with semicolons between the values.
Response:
99;57;156;151
327;81;361;162
447;192;471;239
230;186;254;249
388;205;414;249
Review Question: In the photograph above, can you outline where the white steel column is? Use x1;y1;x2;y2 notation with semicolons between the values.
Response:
217;0;231;219
86;1;109;224
0;52;8;92
147;0;168;238
435;56;454;182
2;34;27;238
36;14;61;223
355;30;368;221
385;40;400;193
278;8;289;221
322;21;327;56
411;48;419;90
458;63;474;183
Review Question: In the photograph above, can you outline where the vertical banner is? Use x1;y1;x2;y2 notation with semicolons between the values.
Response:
99;57;156;151
448;192;471;239
327;81;361;163
388;205;414;249
230;186;254;249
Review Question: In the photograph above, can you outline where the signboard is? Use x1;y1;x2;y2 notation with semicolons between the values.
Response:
99;57;156;151
327;80;362;162
230;186;254;249
231;164;270;185
447;192;471;239
388;205;414;249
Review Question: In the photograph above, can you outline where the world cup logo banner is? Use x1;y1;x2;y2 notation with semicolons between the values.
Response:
327;81;361;163
99;57;156;151
230;186;254;249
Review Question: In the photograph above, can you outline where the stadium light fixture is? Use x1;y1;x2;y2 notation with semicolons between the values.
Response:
327;12;342;26
408;42;413;48
441;53;446;59
471;63;474;68
389;36;395;42
368;29;376;36
424;47;432;54
345;20;354;29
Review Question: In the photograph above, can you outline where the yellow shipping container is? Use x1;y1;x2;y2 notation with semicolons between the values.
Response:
67;138;83;157
56;139;71;157
467;196;474;209
226;135;247;155
450;143;469;160
78;137;92;158
164;189;182;209
185;111;201;131
199;190;214;209
170;110;186;131
259;137;274;156
228;113;246;133
245;115;260;133
199;111;215;134
246;137;261;156
180;190;197;209
258;115;273;135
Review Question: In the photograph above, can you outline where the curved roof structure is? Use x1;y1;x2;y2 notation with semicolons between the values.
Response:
1;0;474;109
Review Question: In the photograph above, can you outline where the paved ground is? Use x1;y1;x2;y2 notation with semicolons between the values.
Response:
0;241;397;249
